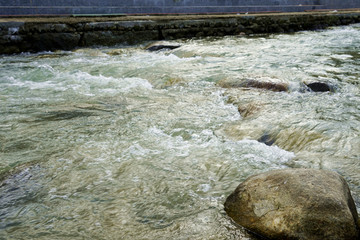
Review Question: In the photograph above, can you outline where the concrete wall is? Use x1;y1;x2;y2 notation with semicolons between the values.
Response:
0;0;359;16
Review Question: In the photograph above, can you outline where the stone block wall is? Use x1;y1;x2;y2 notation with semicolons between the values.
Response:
1;11;360;54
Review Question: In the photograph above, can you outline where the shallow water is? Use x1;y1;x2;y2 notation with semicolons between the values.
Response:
0;24;359;239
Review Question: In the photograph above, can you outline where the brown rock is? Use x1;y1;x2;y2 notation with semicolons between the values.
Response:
218;78;288;92
224;169;360;240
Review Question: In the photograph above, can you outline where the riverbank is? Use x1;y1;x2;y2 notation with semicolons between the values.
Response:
1;10;360;54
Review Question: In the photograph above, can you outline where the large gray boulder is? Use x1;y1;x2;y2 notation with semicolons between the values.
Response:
224;169;360;240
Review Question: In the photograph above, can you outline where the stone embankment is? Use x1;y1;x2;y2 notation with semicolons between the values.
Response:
1;11;360;54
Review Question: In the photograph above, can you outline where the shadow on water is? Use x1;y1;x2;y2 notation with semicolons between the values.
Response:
35;110;98;121
0;166;46;230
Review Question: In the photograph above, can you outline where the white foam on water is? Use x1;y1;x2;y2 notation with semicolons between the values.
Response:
54;70;153;96
8;27;19;35
239;139;296;165
330;54;353;60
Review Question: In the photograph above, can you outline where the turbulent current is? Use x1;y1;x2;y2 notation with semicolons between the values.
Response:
1;24;359;239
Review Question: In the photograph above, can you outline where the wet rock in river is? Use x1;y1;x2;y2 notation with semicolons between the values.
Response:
241;80;288;92
258;133;276;146
237;103;260;118
226;96;262;118
224;168;360;240
305;82;334;92
145;43;181;51
218;78;288;92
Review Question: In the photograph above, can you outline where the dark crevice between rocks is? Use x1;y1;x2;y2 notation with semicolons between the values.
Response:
78;32;86;47
158;26;165;41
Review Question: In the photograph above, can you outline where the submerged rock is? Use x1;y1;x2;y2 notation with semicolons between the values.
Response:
219;78;288;92
258;133;276;146
224;169;360;240
145;44;181;51
237;103;260;118
305;82;334;92
242;80;288;92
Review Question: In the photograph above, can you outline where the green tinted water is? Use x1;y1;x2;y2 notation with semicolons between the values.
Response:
0;24;359;239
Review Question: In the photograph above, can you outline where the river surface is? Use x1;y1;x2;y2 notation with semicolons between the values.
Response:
0;24;359;239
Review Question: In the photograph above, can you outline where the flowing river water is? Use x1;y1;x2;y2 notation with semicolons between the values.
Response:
0;24;359;239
